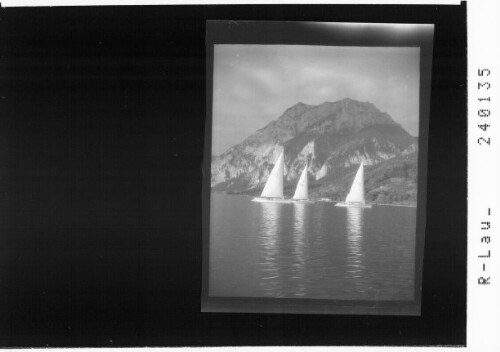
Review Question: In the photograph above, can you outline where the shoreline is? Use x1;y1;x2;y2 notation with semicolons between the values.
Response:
212;192;417;208
374;203;417;208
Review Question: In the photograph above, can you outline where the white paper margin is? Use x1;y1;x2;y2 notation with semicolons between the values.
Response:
467;0;500;351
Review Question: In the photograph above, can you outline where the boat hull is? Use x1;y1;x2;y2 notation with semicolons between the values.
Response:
334;202;372;208
252;197;313;204
252;197;290;203
291;199;314;204
317;198;334;202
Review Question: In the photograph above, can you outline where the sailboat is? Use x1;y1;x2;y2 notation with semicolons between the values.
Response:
252;152;285;203
291;163;313;203
335;162;372;208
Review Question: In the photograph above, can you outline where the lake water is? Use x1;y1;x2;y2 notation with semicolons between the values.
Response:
209;194;417;301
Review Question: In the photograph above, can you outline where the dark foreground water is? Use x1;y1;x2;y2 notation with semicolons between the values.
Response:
209;194;417;301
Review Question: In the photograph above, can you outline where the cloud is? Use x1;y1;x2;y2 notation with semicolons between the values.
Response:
212;44;420;154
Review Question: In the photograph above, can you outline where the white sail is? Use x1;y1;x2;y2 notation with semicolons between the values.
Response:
260;152;284;198
292;164;309;200
345;162;365;204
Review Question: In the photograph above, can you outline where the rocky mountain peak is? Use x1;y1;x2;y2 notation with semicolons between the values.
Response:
211;98;417;204
270;98;399;139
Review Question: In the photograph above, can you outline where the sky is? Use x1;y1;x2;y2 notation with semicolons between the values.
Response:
212;44;420;155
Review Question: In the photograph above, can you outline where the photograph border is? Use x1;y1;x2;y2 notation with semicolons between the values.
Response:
202;20;434;315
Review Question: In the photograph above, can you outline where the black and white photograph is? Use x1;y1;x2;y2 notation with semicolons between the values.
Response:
1;2;472;347
203;21;434;315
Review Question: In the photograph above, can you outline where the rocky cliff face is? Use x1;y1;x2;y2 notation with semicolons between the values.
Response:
211;98;418;203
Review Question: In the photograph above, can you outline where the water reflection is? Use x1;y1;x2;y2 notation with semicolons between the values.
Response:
257;202;283;296
291;203;307;297
345;207;365;291
210;194;418;301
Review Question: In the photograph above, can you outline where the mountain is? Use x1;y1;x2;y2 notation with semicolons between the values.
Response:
211;98;418;204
